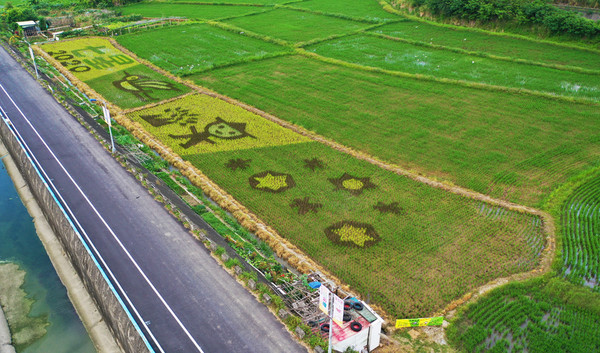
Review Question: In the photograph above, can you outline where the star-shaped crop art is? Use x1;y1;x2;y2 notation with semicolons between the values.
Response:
249;171;295;193
325;221;380;247
303;158;326;171
373;201;405;215
225;158;251;171
328;173;376;196
290;197;322;215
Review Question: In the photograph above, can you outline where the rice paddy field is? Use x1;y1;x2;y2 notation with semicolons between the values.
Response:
371;20;600;70
116;24;290;75
37;0;600;350
118;3;268;21
448;276;600;353
125;93;545;317
222;8;375;43
191;55;600;207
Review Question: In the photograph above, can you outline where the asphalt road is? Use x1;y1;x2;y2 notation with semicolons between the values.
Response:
0;46;306;353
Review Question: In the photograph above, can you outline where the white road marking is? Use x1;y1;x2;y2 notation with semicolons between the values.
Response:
0;83;205;353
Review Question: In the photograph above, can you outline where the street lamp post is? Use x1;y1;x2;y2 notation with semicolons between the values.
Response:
28;44;39;80
90;99;116;154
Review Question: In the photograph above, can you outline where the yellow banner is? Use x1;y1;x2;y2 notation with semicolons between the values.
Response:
396;316;443;328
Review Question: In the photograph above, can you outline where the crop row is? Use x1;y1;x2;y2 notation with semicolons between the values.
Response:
562;175;600;291
448;277;600;352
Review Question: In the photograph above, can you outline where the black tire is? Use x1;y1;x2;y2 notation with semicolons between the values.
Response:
343;313;351;322
320;323;330;332
350;321;362;332
308;320;317;327
344;301;352;310
352;302;364;311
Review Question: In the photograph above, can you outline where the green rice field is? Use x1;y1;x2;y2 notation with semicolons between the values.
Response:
561;174;600;291
306;33;600;100
223;8;373;43
372;20;600;70
191;55;600;207
448;277;600;353
287;0;398;21
116;23;290;75
126;93;545;318
119;3;268;20
166;0;293;3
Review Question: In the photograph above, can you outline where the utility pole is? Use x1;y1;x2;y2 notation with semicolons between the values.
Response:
328;293;333;353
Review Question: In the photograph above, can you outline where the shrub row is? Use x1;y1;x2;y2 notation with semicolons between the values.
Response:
406;0;600;37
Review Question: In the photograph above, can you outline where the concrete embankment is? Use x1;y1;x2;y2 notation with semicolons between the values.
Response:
0;125;141;352
1;140;123;353
0;304;16;353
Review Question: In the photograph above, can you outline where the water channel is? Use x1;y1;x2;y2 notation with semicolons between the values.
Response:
0;159;95;353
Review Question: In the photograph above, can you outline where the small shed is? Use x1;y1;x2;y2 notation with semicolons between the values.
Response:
330;298;383;352
16;20;40;37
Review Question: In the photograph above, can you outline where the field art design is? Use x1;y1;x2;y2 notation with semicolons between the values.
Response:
39;38;189;108
127;94;311;154
127;93;547;318
324;221;380;248
249;171;296;193
328;172;377;196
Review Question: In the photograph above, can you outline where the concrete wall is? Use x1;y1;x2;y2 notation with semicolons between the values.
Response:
0;121;151;353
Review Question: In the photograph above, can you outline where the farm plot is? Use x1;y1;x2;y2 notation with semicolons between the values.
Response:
119;3;269;21
562;175;600;291
39;38;189;109
167;0;291;3
127;93;545;318
448;277;600;353
305;34;600;100
371;20;600;71
288;0;398;22
191;55;600;207
223;8;373;43
115;23;290;75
